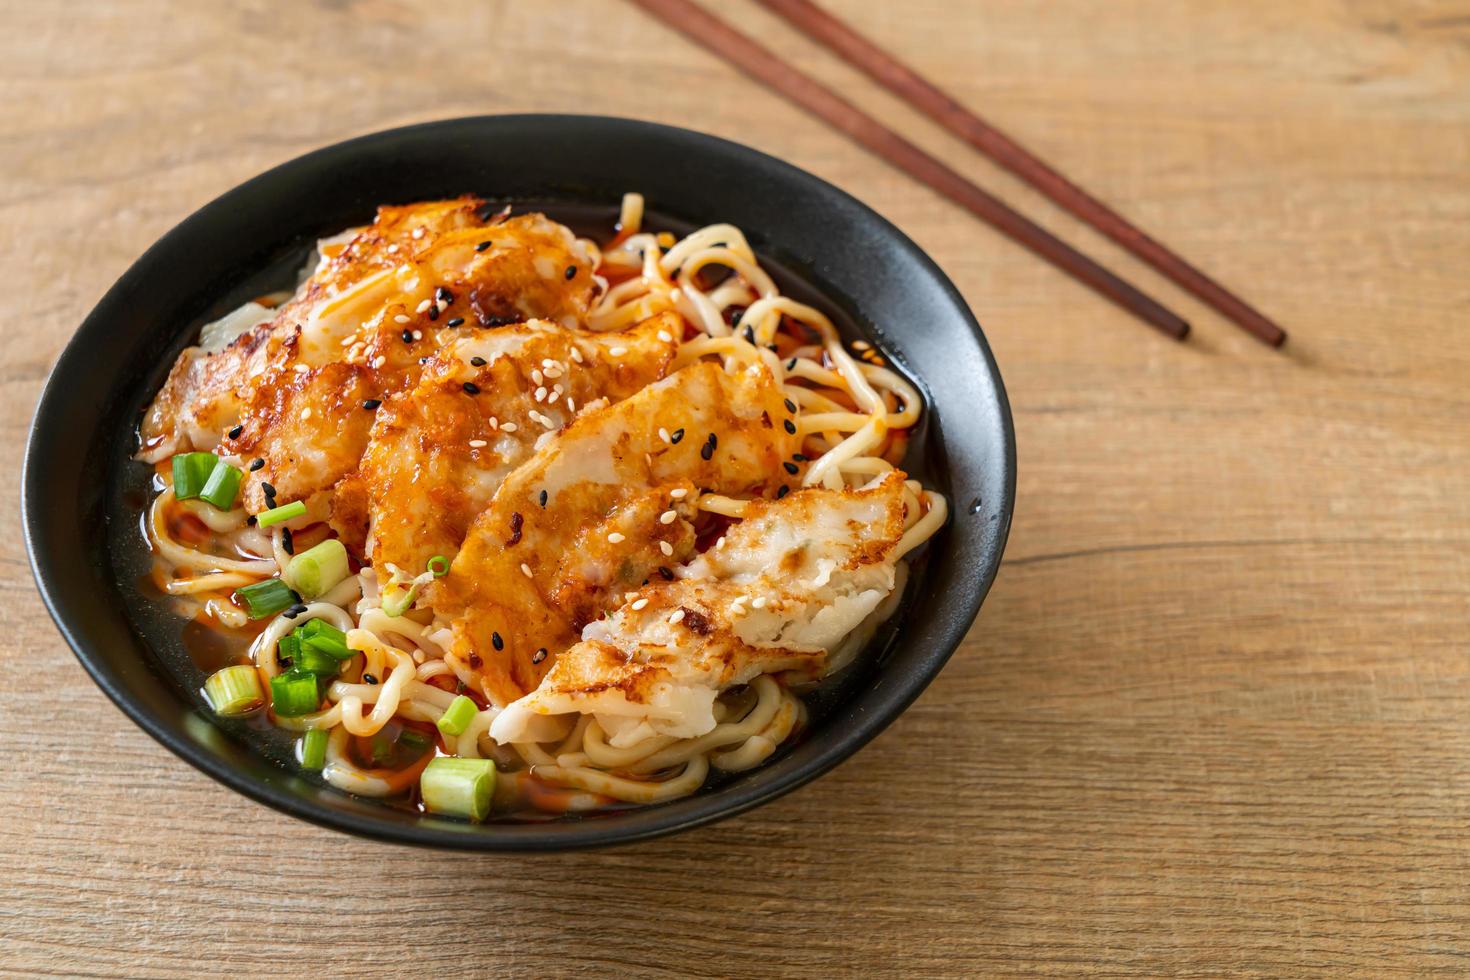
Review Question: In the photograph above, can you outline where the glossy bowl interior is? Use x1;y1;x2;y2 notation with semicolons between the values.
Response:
24;115;1014;850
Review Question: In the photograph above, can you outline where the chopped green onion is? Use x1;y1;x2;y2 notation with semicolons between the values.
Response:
276;633;301;668
294;642;341;678
398;729;434;755
299;728;328;770
203;665;264;716
428;555;450;578
296;619;353;660
380;584;420;618
370;730;395;765
436;695;478;737
199;461;243;510
420;757;497;822
256;500;306;527
269;668;321;717
172;452;218;500
285;538;350;599
235;578;298;619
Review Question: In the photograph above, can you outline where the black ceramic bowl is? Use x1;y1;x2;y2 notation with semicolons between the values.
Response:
24;115;1014;850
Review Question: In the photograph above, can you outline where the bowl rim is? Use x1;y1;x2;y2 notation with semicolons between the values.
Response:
23;113;1015;851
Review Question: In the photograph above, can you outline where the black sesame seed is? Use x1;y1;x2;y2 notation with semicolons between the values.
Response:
435;286;454;304
707;433;718;448
462;381;480;395
783;461;799;475
283;603;308;619
657;566;674;581
538;489;548;507
701;440;715;461
227;424;243;440
427;305;439;321
475;241;492;252
786;358;798;371
491;632;504;651
669;428;685;444
792;453;807;461
261;482;277;498
564;265;577;280
731;310;743;327
245;515;257;526
249;458;265;471
446;317;465;328
281;527;294;555
470;356;487;367
784;398;797;413
362;399;382;410
362;673;379;685
401;329;414;344
783;419;797;435
742;325;755;345
776;485;790;499
532;648;548;665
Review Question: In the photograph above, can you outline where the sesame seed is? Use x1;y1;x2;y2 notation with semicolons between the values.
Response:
657;330;673;343
227;424;243;440
412;330;423;341
249;458;265;471
742;325;755;345
752;596;768;609
470;356;487;367
394;314;411;324
372;356;386;369
548;389;560;404
491;632;504;651
659;427;671;443
566;397;576;412
534;386;547;402
362;672;379;684
300;407;312;420
462;381;480;394
716;536;727;549
776;485;790;499
657;566;674;580
427;305;439;321
784;398;797;413
659;511;677;525
488;417;499;430
261;482;276;497
520;563;533;578
701;440;714;461
784;419;797;435
609;346;627;357
476;241;492;251
659;541;673;556
538;489;548;507
532;369;543;385
386;243;399;254
607;532;626;543
469;439;487;448
669;428;684;444
570;348;584;364
669;487;688;499
532;647;547;664
669;609;686;624
784;461;799;474
532;412;555;429
446;317;465;328
564;265;577;280
412;227;425;239
500;422;517;432
416;299;432;313
792;453;807;461
401;329;414;344
786;357;798;370
729;602;747;617
631;598;649;611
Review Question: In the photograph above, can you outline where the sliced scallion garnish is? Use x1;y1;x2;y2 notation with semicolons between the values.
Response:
285;538;350;599
296;619;353;660
420;756;497;822
299;728;328;770
198;461;243;510
172;452;218;500
256;499;306;527
203;665;264;716
428;555;450;578
234;578;298;619
436;695;478;737
294;642;341;678
269;668;321;717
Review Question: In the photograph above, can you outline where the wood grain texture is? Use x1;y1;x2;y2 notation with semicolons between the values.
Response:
2;0;1468;976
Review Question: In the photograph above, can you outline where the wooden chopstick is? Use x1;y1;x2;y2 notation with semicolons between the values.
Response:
627;0;1190;341
756;0;1287;348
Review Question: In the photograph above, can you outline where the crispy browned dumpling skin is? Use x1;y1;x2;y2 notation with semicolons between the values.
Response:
488;472;909;745
138;198;597;517
354;313;680;577
435;360;801;706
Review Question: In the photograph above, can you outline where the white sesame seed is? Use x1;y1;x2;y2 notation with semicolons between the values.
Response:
339;336;354;346
394;314;411;323
300;407;312;420
500;422;517;432
541;358;557;368
416;299;432;313
534;386;546;402
544;364;563;379
468;439;487;448
659;511;677;524
716;536;727;549
488;416;499;430
659;427;670;443
624;592;637;601
532;412;555;429
531;369;543;385
607;532;626;544
631;598;649;611
412;330;423;341
657;330;673;343
436;299;448;312
570;348;584;364
751;596;768;609
669;488;688;499
729;602;747;617
566;398;576;413
547;389;560;404
659;541;673;556
372;356;386;369
520;563;533;578
733;594;749;606
609;346;627;357
386;243;399;254
669;609;686;625
412;227;425;239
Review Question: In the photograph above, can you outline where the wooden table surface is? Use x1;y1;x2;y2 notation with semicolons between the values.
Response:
4;0;1468;975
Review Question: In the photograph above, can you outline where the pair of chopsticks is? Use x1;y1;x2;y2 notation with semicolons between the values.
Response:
627;0;1286;347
